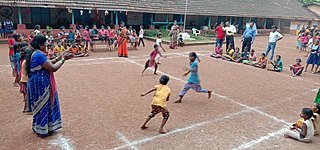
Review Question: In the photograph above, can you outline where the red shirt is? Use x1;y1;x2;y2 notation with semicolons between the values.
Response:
215;26;225;39
293;64;303;71
8;38;15;55
109;30;114;37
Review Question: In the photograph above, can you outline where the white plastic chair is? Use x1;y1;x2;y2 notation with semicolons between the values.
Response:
192;28;200;36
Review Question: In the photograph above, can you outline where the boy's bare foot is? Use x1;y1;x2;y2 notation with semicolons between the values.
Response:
284;134;289;138
159;129;167;134
13;82;19;87
174;100;182;103
208;91;212;99
141;126;148;130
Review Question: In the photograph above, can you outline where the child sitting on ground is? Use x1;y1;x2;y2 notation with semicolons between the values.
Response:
243;49;257;65
47;43;57;59
222;45;234;61
69;43;88;57
178;34;185;47
253;53;268;68
235;47;249;63
230;47;241;62
312;103;320;135
79;41;90;56
284;108;314;143
141;75;171;134
211;44;223;58
290;58;304;77
54;41;65;55
268;55;283;72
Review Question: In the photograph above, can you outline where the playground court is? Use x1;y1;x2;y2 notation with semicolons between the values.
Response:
0;35;320;150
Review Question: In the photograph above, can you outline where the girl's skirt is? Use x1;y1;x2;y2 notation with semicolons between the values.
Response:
306;52;318;64
20;82;27;94
296;40;300;47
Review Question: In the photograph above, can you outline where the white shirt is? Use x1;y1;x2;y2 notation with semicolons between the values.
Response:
34;30;41;35
225;25;237;36
304;119;314;141
308;38;313;49
156;38;162;46
268;31;283;43
139;29;144;38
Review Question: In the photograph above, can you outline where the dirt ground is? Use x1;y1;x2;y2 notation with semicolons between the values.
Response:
0;35;319;150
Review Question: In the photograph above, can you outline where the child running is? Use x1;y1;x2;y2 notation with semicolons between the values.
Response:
284;108;314;143
142;44;166;75
175;52;212;103
267;55;283;72
155;33;166;64
141;75;171;134
290;58;304;77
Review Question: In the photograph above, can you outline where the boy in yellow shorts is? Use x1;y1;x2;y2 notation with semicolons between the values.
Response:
141;75;171;134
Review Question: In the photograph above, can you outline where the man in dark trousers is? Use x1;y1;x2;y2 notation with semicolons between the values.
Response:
241;22;256;52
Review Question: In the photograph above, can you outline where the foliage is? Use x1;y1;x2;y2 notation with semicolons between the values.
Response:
298;0;320;4
145;29;159;37
159;26;169;37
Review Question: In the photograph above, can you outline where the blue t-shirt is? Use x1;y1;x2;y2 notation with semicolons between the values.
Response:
68;32;75;40
187;60;200;84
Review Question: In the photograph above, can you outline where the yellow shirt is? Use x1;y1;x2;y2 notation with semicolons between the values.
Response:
54;46;65;53
151;84;171;108
227;49;235;55
20;60;28;83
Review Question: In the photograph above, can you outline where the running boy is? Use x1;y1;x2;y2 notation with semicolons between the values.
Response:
175;52;212;103
141;75;171;134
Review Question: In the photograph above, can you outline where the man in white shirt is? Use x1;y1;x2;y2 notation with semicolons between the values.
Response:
225;22;236;51
265;26;283;60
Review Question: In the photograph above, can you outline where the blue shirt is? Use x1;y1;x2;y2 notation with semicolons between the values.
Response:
187;60;200;84
68;32;75;40
242;27;256;41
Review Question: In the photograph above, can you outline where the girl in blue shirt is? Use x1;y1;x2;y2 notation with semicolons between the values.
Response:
174;52;212;103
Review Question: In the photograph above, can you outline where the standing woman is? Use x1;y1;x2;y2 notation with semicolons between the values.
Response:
169;27;178;49
118;21;128;57
27;35;71;136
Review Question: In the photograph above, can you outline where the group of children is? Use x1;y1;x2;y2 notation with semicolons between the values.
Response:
210;44;307;77
285;103;320;143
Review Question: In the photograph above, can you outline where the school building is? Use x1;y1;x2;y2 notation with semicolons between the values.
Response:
0;0;319;34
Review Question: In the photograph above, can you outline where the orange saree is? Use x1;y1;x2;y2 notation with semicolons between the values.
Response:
118;27;128;57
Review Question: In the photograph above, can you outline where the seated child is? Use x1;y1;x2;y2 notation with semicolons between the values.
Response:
290;58;304;77
243;49;257;65
140;75;171;134
268;55;283;72
230;47;242;62
284;108;314;143
69;43;87;57
178;34;185;47
79;42;90;57
253;53;268;68
312;103;320;135
222;45;235;61
47;43;57;59
211;44;223;58
54;41;65;55
235;47;249;63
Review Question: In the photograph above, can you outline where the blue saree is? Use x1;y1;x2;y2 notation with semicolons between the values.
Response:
28;50;62;136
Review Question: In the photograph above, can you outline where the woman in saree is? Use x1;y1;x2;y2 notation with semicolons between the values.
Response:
27;35;72;136
169;27;178;49
118;21;128;57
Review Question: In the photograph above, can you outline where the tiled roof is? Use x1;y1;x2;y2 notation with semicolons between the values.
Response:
1;0;319;20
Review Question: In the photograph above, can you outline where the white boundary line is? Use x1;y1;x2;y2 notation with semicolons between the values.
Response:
116;131;139;150
232;128;287;150
48;133;73;150
113;58;293;149
110;110;251;150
